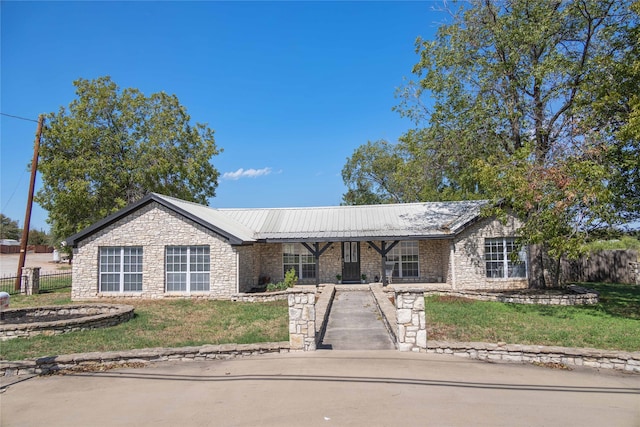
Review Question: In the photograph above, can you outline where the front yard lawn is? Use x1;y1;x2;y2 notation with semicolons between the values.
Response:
2;282;638;361
426;282;640;352
1;291;289;361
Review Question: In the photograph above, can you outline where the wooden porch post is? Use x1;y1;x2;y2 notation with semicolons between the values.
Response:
367;241;400;286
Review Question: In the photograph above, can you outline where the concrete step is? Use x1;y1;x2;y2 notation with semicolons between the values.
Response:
320;290;395;350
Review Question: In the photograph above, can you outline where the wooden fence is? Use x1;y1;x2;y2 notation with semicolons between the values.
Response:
530;247;639;286
0;245;53;254
560;250;639;284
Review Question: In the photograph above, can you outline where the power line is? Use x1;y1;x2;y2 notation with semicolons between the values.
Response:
0;112;39;123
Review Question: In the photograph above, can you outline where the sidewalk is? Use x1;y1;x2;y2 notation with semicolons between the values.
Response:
320;290;395;350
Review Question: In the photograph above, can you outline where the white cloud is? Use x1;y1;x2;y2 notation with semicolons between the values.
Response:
222;167;273;180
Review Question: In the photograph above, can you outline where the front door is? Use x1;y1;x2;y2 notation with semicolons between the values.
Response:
342;242;361;283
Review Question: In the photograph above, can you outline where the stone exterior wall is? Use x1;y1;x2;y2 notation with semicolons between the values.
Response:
320;242;344;283
452;215;528;290
253;240;452;286
72;203;525;299
257;243;284;283
236;245;257;293
72;203;239;300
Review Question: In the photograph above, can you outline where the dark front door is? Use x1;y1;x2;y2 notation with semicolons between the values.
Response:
342;242;361;283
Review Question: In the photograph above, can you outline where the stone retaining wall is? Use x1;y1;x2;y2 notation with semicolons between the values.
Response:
423;286;599;305
0;342;290;377
315;284;335;345
370;284;397;345
1;305;134;341
230;290;291;302
427;341;640;373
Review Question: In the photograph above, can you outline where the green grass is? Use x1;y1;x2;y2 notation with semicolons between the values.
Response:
1;292;289;361
3;282;638;361
0;276;20;294
584;236;640;251
426;282;640;352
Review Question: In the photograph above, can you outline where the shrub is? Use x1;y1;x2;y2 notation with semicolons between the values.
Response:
266;282;286;292
284;268;298;287
266;268;298;292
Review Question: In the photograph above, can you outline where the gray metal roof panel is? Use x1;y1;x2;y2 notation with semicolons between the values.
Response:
68;194;490;247
152;194;257;243
218;200;490;241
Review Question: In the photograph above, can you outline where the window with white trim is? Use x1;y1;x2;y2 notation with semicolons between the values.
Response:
485;238;527;278
165;246;210;292
99;247;143;292
283;243;316;279
387;241;419;278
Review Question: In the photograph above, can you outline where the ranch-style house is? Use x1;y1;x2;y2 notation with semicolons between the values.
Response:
67;193;529;300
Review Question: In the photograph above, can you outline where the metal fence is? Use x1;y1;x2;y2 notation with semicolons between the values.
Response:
0;274;24;295
0;271;72;295
39;271;72;293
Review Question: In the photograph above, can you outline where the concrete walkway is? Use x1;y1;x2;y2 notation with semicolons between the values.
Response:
320;290;395;350
2;351;638;426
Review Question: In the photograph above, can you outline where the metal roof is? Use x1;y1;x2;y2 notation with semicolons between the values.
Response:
67;193;491;246
218;200;490;242
154;194;257;243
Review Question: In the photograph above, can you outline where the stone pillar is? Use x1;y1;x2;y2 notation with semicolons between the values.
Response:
631;262;640;285
395;289;427;352
288;289;316;351
21;267;40;295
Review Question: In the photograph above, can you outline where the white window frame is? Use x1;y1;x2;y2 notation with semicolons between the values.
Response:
99;247;143;293
283;243;316;279
165;246;210;293
386;241;420;278
485;237;527;279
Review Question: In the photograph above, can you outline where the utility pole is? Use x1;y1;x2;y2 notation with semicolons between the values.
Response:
15;114;44;291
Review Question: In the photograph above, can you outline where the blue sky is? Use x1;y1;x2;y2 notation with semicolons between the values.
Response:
1;1;445;233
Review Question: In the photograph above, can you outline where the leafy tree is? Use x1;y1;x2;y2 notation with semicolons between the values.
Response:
36;76;222;239
0;214;21;240
27;229;51;246
342;129;486;205
344;0;638;286
400;0;634;165
341;140;404;205
586;0;640;223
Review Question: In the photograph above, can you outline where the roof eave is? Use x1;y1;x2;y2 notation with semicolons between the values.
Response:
66;193;252;247
260;234;454;243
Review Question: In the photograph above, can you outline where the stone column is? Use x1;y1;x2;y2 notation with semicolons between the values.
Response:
395;289;427;352
21;267;40;295
631;262;640;285
288;289;316;351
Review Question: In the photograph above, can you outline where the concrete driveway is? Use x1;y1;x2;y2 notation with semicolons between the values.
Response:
2;351;638;426
0;252;67;276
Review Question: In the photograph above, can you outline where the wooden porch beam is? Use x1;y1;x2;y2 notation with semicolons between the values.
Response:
367;240;400;256
301;242;333;285
367;240;400;286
